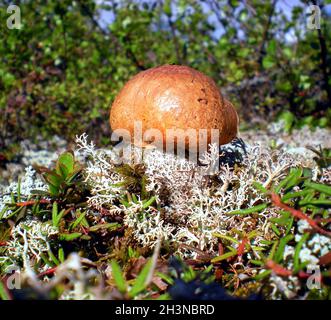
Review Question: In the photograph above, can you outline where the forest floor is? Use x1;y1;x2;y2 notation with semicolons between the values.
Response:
0;121;330;300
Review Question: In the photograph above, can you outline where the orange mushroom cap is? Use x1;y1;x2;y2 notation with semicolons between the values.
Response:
110;64;238;152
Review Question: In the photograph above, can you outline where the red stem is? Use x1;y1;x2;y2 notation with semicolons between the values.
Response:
38;267;57;278
271;193;331;238
16;199;50;207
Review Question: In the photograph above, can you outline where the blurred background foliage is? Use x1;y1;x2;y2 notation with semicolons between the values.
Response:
0;0;330;153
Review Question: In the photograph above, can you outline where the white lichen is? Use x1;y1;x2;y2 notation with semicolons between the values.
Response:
0;166;47;219
5;218;58;270
74;132;320;255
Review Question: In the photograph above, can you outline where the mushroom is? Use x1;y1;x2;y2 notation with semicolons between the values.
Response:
110;64;238;154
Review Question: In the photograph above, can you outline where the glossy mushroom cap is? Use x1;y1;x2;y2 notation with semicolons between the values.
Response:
110;65;238;152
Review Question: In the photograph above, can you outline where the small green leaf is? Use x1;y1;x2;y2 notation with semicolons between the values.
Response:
298;200;331;207
44;172;63;187
254;270;272;281
270;210;291;226
0;205;8;220
48;184;60;197
132;193;138;203
268;241;279;260
266;39;277;55
111;260;127;294
56;151;75;177
52;202;66;228
40;253;55;267
142;196;156;209
274;168;301;193
59;232;82;241
284;167;303;190
249;260;264;266
282;189;312;201
304;182;331;196
156;272;174;285
30;190;50;196
52;202;58;226
226;203;268;216
70;211;86;230
213;233;239;244
262;55;275;69
48;248;60;266
129;259;153;298
278;111;295;133
89;222;120;232
252;181;268;194
211;251;237;263
0;281;11;300
271;223;281;236
66;168;82;184
274;234;294;263
58;248;65;263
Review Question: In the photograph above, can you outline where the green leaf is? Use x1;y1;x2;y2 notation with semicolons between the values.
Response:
211;251;237;263
52;202;65;228
271;223;281;236
156;272;174;285
213;233;239;244
30;190;50;197
111;260;127;294
52;201;58;226
252;181;268;194
48;184;60;197
164;0;172;16
48;249;60;266
274;167;299;193
56;151;75;177
284;167;303;190
274;234;294;263
298;200;331;207
266;39;277;56
142;196;156;209
0;281;11;300
70;211;86;230
132;193;138;203
58;248;65;263
278;111;295;133
59;232;82;241
249;259;264;266
282;189;312;201
44;172;63;187
40;253;55;267
89;222;120;232
254;270;272;281
0;205;8;220
270;210;291;226
226;203;268;216
129;259;153;298
262;55;275;69
268;241;279;260
304;182;331;196
65;168;82;184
